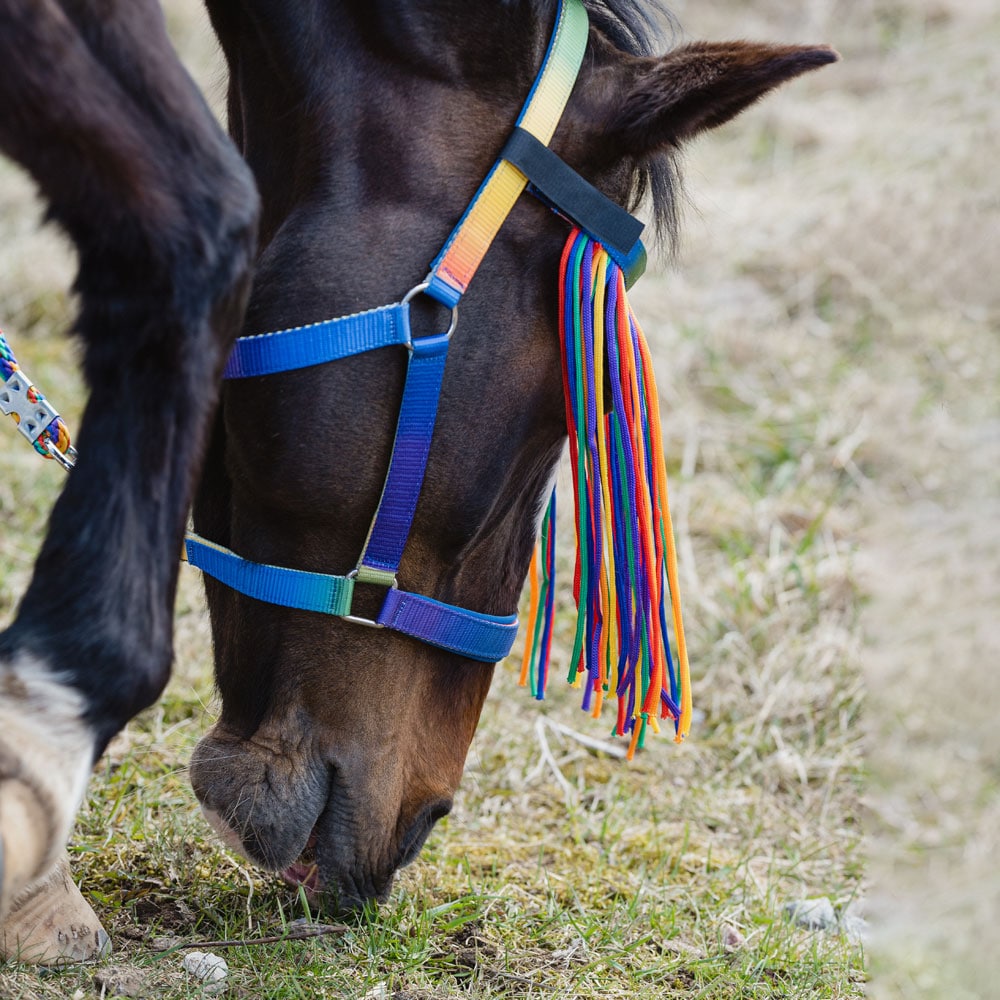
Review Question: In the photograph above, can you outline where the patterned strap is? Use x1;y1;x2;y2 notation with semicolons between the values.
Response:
425;0;590;307
0;326;75;467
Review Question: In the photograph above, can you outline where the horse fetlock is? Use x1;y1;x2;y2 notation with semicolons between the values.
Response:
0;852;109;965
0;654;95;921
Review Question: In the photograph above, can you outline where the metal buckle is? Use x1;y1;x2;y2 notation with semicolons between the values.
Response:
44;438;77;471
402;282;458;350
341;568;398;629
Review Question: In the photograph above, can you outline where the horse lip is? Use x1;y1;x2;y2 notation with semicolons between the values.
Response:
396;798;452;870
284;799;451;908
281;859;321;894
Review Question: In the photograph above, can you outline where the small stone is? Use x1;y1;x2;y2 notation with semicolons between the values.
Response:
659;938;705;959
182;950;229;984
839;912;870;945
72;991;86;1000
783;897;837;931
93;965;146;997
722;924;746;952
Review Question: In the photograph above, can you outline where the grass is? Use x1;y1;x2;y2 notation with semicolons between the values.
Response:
5;0;996;995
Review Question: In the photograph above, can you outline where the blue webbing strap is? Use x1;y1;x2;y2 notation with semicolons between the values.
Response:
355;331;450;580
185;534;354;615
223;303;411;379
184;534;517;662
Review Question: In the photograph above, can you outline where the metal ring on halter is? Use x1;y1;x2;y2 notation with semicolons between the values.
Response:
342;567;398;628
402;282;458;350
44;438;77;471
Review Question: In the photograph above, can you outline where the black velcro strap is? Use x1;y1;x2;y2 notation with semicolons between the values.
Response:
500;127;644;257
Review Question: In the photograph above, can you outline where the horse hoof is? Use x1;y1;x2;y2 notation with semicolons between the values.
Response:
0;853;110;965
0;656;95;920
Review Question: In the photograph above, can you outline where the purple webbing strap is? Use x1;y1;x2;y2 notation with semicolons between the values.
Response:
378;589;518;663
357;331;450;577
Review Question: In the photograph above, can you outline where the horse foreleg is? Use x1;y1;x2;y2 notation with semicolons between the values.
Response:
0;0;258;932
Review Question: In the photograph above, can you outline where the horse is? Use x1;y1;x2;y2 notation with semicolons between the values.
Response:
0;0;835;965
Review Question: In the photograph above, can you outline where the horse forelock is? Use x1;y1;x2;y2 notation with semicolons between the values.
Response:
560;0;683;250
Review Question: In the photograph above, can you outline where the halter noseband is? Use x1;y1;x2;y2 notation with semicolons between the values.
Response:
185;0;646;665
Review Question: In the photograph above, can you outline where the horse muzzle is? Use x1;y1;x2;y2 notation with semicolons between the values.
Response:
188;724;450;910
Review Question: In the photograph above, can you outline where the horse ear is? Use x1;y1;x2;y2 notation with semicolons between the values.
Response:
609;41;839;153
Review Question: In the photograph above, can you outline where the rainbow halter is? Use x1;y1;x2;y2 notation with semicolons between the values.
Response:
3;0;691;749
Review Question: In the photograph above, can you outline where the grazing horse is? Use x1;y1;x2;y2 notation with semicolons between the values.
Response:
0;0;835;965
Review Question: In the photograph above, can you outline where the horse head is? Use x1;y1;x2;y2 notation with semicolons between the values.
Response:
190;0;835;908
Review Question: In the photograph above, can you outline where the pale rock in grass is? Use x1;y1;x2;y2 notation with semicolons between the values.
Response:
182;950;229;991
839;912;869;945
783;897;837;931
839;901;870;945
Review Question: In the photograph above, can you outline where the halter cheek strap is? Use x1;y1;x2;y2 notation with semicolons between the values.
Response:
424;0;590;308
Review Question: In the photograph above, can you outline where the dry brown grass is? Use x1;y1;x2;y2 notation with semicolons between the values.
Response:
669;0;1000;994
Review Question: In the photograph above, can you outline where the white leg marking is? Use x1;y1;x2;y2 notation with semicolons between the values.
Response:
0;654;95;921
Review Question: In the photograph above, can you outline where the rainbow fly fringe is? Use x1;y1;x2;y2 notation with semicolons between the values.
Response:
520;230;692;758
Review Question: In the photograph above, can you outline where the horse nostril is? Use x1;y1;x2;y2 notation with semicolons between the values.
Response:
397;799;452;870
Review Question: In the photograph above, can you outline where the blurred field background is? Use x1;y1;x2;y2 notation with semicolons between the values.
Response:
0;0;996;996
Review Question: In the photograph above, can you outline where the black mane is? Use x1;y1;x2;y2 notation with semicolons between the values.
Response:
584;0;672;55
581;0;682;250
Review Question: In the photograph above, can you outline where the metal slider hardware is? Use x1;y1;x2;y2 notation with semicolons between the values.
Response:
44;438;77;471
402;282;458;350
341;568;398;629
0;369;60;445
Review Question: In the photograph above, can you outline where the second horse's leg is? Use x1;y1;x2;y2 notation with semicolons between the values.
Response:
0;0;258;946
